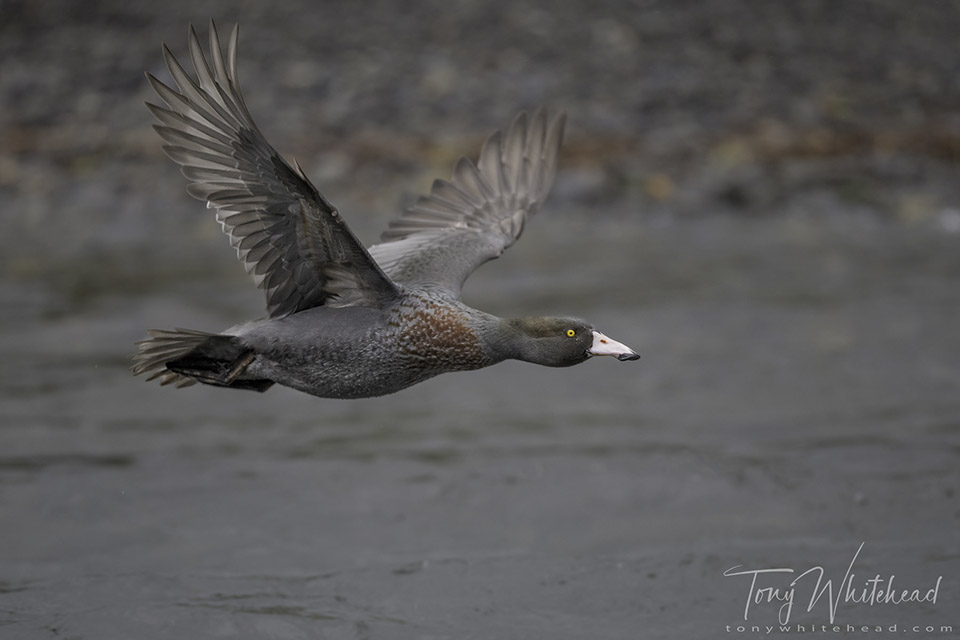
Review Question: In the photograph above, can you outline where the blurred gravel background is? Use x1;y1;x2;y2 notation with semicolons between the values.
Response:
4;0;960;283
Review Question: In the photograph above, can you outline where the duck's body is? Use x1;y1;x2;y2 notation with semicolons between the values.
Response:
132;22;639;399
235;292;498;398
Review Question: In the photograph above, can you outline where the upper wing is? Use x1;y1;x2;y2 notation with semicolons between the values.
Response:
147;22;399;316
367;108;565;299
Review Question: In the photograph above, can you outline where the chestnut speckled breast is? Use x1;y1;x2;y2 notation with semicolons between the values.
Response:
389;293;491;372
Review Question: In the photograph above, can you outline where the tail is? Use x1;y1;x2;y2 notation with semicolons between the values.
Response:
131;328;274;392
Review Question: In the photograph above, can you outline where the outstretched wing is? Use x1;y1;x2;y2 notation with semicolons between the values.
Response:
367;108;566;299
148;21;399;316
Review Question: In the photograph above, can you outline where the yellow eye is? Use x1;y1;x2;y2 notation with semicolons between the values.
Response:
566;329;576;337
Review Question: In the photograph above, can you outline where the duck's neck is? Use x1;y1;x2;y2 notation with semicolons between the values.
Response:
480;316;542;364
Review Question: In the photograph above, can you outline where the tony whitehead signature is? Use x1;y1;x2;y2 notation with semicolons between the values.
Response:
723;542;943;624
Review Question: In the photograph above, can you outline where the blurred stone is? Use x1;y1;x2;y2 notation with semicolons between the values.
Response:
938;208;960;234
897;193;938;224
643;172;674;202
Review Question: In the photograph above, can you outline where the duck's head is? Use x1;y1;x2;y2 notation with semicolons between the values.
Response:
506;317;640;367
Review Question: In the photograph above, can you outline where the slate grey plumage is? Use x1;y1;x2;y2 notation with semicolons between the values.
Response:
132;21;639;399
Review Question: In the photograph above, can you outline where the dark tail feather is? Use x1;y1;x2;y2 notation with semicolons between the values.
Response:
131;328;274;392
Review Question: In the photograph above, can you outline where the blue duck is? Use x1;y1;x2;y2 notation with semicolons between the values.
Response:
132;22;640;399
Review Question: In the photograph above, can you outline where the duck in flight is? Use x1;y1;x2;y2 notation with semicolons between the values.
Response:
132;22;639;399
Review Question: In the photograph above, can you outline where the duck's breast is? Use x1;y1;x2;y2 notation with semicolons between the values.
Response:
388;294;491;373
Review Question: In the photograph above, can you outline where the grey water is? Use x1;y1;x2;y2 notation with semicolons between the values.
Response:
3;206;959;639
